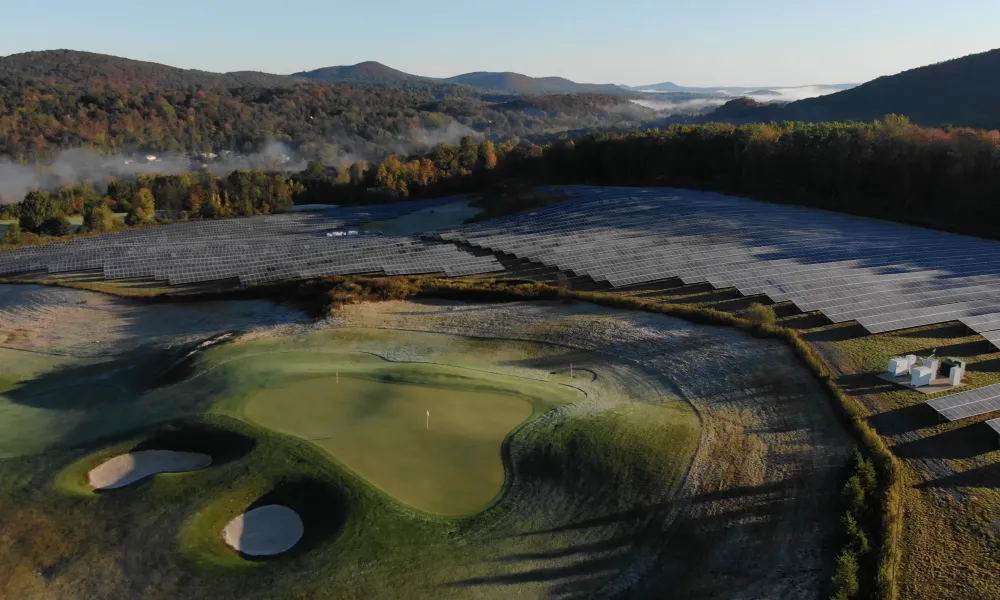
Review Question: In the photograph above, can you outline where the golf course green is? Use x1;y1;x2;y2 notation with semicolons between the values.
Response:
243;367;570;514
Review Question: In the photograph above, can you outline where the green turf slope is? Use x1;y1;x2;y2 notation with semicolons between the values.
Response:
0;325;699;599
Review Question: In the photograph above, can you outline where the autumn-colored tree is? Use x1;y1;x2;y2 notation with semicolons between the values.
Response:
2;222;22;245
478;140;498;169
83;204;119;233
129;188;156;224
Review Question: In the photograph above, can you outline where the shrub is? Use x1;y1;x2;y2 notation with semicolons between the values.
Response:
843;511;871;555
19;232;40;245
831;550;861;599
2;222;22;245
855;450;879;497
843;475;866;515
746;302;777;326
84;205;119;234
39;216;73;237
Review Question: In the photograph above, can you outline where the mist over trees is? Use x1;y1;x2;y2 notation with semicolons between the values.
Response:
295;117;1000;240
5;117;1000;248
0;74;656;184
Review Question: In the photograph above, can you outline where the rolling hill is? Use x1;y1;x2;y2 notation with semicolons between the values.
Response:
445;72;623;94
706;47;1000;128
0;49;297;88
292;61;429;85
2;50;627;96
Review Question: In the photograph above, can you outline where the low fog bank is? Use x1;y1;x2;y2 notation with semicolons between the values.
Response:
0;122;481;204
0;141;303;204
629;84;849;115
629;97;728;114
318;121;482;168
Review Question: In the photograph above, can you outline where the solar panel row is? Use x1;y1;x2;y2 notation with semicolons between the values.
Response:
431;185;1000;347
0;200;502;286
927;383;1000;421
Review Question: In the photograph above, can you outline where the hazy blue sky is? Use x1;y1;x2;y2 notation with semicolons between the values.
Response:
1;0;998;86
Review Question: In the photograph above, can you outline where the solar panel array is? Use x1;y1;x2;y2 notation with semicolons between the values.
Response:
433;185;1000;346
0;200;502;286
926;384;1000;421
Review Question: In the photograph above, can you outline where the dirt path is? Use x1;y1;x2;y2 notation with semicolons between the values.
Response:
339;300;855;599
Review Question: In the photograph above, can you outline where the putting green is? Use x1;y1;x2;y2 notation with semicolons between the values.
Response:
241;360;581;515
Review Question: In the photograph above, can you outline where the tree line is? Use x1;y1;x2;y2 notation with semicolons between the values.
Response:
0;73;655;163
1;169;300;246
5;116;1000;247
306;115;1000;240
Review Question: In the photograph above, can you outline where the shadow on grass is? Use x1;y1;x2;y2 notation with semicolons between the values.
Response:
781;312;831;331
4;344;233;451
836;373;896;397
771;302;802;319
240;478;349;561
896;322;967;340
448;475;823;599
709;295;768;313
132;420;256;466
917;459;1000;490
867;402;941;437
967;356;1000;374
908;340;994;359
801;322;868;342
892;423;998;460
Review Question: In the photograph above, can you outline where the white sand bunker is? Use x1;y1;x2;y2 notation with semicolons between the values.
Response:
88;450;212;490
223;505;305;556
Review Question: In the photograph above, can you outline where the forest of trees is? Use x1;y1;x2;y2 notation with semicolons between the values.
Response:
1;169;300;246
0;73;656;163
5;116;1000;247
293;116;1000;240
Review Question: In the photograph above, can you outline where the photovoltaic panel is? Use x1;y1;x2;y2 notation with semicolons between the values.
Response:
0;199;503;287
927;383;1000;421
431;185;1000;349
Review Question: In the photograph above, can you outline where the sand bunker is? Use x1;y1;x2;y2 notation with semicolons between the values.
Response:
222;505;304;556
88;450;212;490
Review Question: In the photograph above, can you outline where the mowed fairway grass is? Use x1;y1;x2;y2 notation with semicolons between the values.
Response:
242;360;578;514
0;318;701;599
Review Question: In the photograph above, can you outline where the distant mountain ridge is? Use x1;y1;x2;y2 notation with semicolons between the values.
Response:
0;49;297;88
292;61;429;84
444;71;622;94
704;48;1000;128
0;50;627;95
296;62;624;94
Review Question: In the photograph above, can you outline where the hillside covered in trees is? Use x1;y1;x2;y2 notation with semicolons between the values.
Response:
708;47;1000;129
0;51;657;167
443;72;622;94
0;50;297;89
